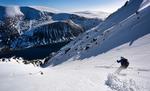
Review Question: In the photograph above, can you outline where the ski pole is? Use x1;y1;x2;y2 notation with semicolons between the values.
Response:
109;61;116;68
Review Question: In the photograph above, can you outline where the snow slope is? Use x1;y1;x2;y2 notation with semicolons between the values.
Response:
139;0;150;10
45;0;150;66
93;0;144;33
0;34;150;91
0;0;150;91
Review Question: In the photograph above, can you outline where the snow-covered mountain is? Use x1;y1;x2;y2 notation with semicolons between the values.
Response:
0;0;150;91
44;0;150;66
0;5;106;55
11;20;84;49
0;5;104;28
0;5;54;20
29;6;59;13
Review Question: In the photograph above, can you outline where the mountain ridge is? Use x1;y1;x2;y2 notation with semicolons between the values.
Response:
44;0;150;66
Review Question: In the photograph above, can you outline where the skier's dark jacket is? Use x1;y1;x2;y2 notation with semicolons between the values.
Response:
117;58;129;68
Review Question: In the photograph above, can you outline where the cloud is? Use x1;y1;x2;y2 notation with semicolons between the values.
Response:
94;0;126;12
64;0;126;13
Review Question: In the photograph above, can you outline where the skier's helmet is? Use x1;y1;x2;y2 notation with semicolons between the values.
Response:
121;56;125;59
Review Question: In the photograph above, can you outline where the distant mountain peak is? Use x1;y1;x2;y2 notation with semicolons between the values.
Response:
28;6;60;13
1;6;24;18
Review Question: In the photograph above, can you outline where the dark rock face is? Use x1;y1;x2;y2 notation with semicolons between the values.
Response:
32;20;83;41
11;20;84;49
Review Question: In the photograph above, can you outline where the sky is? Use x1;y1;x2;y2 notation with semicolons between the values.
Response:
0;0;126;13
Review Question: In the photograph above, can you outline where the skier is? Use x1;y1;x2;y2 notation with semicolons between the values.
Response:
115;57;129;74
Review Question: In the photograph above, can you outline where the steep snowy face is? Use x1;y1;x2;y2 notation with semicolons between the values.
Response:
139;0;150;10
44;0;150;66
94;0;144;33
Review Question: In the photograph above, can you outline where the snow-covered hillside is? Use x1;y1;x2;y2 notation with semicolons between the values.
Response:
42;0;150;90
0;5;104;39
45;0;150;66
0;0;150;91
0;34;150;91
0;5;105;58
